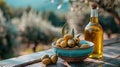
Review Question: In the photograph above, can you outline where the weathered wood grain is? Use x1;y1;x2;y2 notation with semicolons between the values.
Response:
0;38;120;67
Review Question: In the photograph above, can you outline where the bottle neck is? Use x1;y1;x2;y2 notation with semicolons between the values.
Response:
90;8;98;23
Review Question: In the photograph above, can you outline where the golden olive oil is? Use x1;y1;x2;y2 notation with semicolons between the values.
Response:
84;5;103;59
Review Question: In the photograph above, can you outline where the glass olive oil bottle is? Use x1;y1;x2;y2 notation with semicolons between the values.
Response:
84;4;103;59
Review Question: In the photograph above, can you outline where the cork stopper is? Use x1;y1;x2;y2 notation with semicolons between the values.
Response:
91;3;98;9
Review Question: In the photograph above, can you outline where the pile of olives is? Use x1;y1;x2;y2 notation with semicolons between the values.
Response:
56;34;90;49
41;54;58;65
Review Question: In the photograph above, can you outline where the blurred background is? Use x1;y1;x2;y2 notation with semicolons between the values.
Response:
0;0;120;60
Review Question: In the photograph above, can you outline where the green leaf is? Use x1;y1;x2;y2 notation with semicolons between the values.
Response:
71;28;74;37
75;33;81;38
62;23;67;36
65;29;69;34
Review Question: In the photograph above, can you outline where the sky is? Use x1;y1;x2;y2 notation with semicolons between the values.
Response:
5;0;69;12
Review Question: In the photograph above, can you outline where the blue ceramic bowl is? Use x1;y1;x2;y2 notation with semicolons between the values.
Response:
52;40;94;62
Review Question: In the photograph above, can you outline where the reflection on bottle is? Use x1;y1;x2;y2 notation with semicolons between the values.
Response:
97;63;103;67
96;57;103;67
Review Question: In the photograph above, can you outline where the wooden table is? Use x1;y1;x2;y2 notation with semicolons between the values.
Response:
0;38;120;67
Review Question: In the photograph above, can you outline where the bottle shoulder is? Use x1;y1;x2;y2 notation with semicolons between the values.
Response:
85;22;103;31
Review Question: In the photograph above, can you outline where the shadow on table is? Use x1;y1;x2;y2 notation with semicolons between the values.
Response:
47;56;120;67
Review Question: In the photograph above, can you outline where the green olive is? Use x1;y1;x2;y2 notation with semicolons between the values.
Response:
51;55;58;64
63;34;73;41
80;44;90;48
41;55;49;60
41;58;51;65
60;41;67;48
56;38;63;47
67;39;75;47
73;37;80;44
73;46;79;49
56;38;63;44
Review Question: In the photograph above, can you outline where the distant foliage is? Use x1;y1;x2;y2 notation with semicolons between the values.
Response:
12;9;62;40
55;0;120;38
0;9;19;59
42;11;66;27
0;6;66;59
